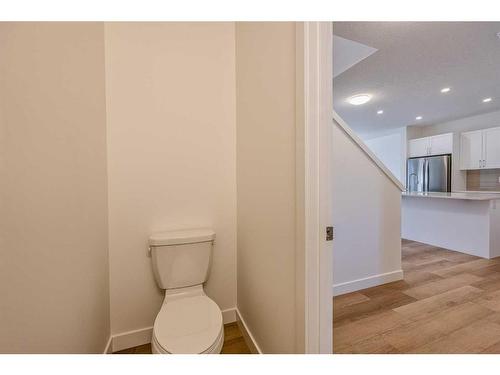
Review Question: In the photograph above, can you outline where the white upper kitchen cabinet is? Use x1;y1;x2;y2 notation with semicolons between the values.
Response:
460;126;500;170
408;137;430;157
430;133;453;156
484;127;500;169
408;133;453;158
460;130;483;170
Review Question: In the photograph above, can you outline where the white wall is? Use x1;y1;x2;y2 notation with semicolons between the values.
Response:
235;22;300;353
332;122;403;295
363;127;407;186
104;23;237;337
0;23;110;353
418;110;500;137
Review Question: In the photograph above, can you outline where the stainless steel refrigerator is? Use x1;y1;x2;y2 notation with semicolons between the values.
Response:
407;154;452;192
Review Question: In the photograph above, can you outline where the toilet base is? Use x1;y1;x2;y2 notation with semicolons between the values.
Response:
151;327;224;354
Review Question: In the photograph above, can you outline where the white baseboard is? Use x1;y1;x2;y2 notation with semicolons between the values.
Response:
112;326;153;353
332;270;404;296
103;335;113;354
235;308;262;354
106;307;238;353
222;308;237;324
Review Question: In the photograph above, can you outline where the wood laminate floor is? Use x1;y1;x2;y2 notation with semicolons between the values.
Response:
114;322;251;354
333;240;500;354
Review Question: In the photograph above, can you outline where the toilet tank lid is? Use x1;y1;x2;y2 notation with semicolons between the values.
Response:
149;228;215;247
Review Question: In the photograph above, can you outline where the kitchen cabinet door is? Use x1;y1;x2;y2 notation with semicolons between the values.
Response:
430;133;453;156
484;127;500;169
408;137;430;158
460;130;483;170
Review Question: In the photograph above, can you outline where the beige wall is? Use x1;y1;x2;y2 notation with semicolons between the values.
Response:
104;23;237;335
332;122;402;294
0;22;305;354
235;22;299;353
0;23;110;353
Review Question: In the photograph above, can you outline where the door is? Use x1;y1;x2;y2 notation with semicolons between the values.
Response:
407;157;426;192
460;130;483;170
484;127;500;169
408;137;430;158
430;133;453;156
427;155;451;192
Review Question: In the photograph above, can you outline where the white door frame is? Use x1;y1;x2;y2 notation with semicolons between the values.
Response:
301;21;333;354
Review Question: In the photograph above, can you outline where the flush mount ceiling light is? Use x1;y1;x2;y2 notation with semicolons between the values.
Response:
483;97;493;103
441;87;451;93
416;116;423;120
377;110;384;114
347;94;372;106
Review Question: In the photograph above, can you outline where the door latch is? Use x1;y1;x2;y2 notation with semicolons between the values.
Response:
326;226;334;241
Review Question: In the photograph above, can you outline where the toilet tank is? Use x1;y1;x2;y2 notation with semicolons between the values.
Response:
149;228;215;290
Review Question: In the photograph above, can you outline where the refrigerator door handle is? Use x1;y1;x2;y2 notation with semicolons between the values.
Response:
424;159;430;192
422;159;426;192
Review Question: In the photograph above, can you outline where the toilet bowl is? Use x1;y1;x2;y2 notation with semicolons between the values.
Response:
148;228;223;354
151;285;224;354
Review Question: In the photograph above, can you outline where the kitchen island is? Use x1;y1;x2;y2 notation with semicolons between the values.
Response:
402;191;500;258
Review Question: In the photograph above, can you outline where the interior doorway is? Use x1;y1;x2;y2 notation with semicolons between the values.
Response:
330;21;500;354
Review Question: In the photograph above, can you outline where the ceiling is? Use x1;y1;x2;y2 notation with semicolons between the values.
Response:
333;22;500;138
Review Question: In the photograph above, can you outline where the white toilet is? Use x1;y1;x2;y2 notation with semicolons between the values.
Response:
148;228;224;354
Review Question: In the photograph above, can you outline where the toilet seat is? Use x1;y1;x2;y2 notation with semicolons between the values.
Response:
153;293;223;354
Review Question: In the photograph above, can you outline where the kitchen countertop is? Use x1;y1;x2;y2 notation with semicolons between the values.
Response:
402;191;500;201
